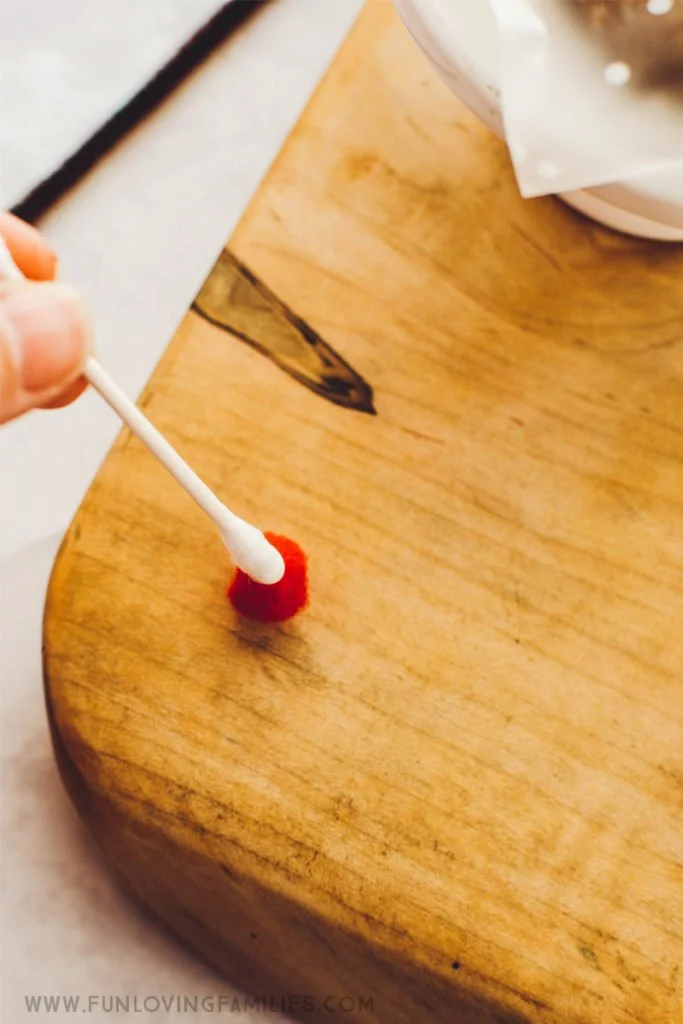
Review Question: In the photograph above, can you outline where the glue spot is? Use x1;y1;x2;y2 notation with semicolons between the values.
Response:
647;0;673;14
604;62;632;86
510;143;528;165
228;533;308;623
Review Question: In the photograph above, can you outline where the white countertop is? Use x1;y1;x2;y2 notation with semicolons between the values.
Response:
0;0;231;207
0;2;364;1020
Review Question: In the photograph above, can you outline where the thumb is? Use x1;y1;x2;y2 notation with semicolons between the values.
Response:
0;280;91;425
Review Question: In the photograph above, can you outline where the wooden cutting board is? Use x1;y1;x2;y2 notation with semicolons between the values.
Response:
43;3;683;1022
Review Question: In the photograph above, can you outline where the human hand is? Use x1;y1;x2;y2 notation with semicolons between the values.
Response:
0;212;91;425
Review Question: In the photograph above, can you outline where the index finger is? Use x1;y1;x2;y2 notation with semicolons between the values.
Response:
0;212;58;282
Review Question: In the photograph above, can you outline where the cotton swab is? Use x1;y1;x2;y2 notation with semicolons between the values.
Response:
0;234;285;587
78;357;285;585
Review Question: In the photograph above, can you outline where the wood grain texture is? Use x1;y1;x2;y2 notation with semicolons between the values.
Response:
44;3;683;1022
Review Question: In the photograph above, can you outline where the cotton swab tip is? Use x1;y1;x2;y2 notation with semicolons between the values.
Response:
221;520;286;585
228;532;308;622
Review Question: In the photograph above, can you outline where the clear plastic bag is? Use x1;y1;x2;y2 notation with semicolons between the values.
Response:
489;0;683;197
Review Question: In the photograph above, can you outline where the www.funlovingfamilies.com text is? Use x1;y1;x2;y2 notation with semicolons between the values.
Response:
24;994;375;1016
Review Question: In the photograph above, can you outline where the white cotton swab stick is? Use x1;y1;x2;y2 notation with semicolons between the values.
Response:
0;235;285;586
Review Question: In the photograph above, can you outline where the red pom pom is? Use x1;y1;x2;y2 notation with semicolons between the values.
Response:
227;532;308;623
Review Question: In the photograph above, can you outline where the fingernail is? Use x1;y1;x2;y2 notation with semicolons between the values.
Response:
3;282;91;393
